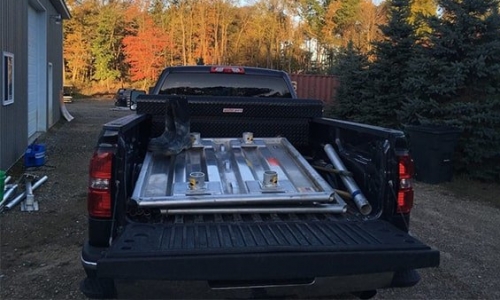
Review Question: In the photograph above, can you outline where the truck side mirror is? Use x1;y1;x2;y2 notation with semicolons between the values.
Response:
130;90;146;111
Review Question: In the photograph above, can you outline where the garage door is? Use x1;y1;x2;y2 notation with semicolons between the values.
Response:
27;6;47;138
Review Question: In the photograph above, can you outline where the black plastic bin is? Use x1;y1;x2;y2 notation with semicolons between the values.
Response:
405;125;461;184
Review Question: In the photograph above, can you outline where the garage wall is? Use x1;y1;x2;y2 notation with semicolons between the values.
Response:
0;0;29;170
0;0;66;171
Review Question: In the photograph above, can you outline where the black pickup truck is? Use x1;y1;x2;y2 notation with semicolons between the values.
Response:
80;66;439;299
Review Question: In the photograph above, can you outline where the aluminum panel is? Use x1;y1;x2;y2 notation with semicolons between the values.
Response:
132;136;340;209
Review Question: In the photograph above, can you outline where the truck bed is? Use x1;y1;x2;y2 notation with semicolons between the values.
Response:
98;130;438;282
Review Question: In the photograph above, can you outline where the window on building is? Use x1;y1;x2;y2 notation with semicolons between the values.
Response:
3;51;14;106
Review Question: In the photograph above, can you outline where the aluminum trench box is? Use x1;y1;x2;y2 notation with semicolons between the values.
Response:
95;219;440;280
131;137;343;210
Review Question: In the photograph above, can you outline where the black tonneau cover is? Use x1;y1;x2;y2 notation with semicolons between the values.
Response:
97;218;439;280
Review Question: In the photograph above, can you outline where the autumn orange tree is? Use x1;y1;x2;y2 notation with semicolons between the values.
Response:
63;0;98;83
122;6;171;90
63;0;391;86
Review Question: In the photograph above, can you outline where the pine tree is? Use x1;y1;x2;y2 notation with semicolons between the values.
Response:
409;0;437;35
402;0;500;181
334;0;363;34
328;41;370;121
362;0;417;128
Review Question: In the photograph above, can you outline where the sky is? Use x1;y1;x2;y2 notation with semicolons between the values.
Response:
239;0;386;6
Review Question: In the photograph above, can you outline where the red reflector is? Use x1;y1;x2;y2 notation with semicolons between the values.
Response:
88;190;112;218
397;189;414;214
399;155;414;179
88;151;113;218
90;151;113;179
210;66;245;74
397;154;414;214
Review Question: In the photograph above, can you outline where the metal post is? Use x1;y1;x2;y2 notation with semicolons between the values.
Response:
324;144;372;215
1;184;18;205
21;180;38;212
161;203;347;215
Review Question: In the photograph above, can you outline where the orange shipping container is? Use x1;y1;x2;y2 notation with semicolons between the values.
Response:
290;74;339;107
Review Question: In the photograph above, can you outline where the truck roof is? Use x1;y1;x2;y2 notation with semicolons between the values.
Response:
162;65;289;77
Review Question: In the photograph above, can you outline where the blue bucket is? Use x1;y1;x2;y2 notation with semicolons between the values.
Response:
24;144;46;167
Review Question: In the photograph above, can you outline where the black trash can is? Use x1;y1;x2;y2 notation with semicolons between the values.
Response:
405;125;461;184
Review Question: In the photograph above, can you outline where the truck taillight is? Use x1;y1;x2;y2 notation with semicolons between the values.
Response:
88;150;113;218
397;154;414;214
210;66;245;74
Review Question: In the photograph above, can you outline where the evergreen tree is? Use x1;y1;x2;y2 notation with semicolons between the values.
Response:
402;0;500;181
333;0;363;35
328;41;370;120
409;0;437;35
362;0;417;128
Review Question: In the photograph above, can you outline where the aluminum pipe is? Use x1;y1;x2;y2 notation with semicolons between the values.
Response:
137;193;335;208
1;184;18;205
161;203;347;215
5;176;48;210
324;144;372;215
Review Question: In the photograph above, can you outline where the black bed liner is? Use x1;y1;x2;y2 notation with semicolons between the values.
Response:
97;218;439;280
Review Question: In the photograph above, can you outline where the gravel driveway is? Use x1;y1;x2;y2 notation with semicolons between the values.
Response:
1;98;499;299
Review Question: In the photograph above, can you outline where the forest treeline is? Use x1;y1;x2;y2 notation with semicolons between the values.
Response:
63;0;433;89
332;0;500;181
64;0;500;181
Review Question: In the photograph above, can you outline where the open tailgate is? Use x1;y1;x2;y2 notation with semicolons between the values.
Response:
97;218;439;280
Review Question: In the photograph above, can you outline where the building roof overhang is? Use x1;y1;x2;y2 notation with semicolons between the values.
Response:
49;0;71;19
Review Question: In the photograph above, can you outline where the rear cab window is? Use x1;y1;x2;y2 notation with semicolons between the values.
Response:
159;72;293;98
